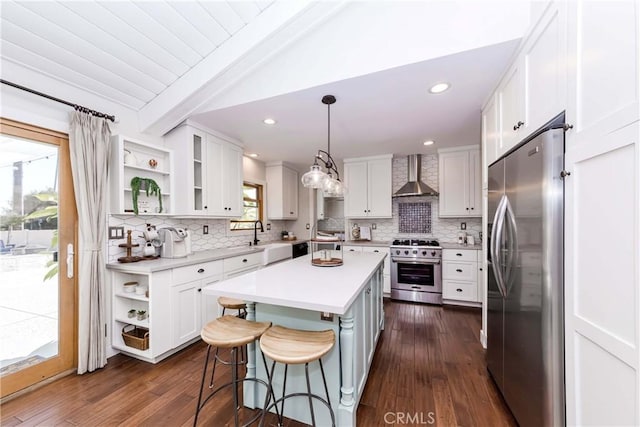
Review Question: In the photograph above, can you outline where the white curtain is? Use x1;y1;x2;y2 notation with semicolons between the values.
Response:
69;111;111;374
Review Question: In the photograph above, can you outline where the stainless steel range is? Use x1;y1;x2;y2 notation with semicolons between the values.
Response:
390;238;442;305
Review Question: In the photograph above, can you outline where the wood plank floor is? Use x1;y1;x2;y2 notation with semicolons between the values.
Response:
1;300;515;426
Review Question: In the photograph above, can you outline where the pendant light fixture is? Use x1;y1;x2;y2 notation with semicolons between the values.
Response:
301;95;346;197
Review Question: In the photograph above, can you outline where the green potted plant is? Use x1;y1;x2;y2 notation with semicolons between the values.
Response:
127;309;136;318
137;310;147;321
130;177;162;215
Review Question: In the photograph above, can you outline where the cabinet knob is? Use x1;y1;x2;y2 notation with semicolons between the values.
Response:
290;211;294;215
456;288;463;292
466;207;469;210
242;259;248;263
456;269;463;273
204;206;208;209
470;207;474;210
198;288;202;292
513;120;525;130
563;123;574;131
456;253;462;256
374;250;379;253
197;268;205;273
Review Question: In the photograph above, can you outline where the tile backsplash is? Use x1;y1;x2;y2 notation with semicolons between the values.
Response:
107;215;288;263
348;154;481;243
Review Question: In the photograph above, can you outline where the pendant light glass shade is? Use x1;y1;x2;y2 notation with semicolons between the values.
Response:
322;175;345;197
301;94;345;197
301;164;327;189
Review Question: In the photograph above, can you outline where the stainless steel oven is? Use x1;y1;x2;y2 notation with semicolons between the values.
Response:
390;239;442;305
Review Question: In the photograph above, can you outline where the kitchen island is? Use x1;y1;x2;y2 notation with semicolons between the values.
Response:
202;251;386;427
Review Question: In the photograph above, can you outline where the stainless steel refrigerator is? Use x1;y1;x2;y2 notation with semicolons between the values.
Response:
487;114;565;427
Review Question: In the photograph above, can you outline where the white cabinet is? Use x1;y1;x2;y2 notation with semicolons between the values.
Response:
165;124;242;217
484;2;568;162
523;2;567;134
482;93;500;176
110;269;173;362
109;135;174;215
497;59;527;156
438;146;481;217
563;1;639;425
442;249;481;305
206;136;243;217
266;162;299;220
343;245;391;294
343;155;393;218
170;261;223;347
317;189;325;220
223;252;263;279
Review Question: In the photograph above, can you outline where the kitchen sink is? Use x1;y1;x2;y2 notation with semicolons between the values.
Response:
261;243;293;266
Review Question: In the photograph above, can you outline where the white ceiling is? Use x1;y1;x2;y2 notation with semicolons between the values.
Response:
191;40;520;170
0;0;274;110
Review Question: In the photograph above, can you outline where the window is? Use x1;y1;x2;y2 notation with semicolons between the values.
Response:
230;183;263;230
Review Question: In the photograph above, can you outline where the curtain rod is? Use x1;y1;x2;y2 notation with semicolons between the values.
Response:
1;79;116;122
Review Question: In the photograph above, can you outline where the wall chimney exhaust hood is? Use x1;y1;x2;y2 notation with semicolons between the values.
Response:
393;154;439;197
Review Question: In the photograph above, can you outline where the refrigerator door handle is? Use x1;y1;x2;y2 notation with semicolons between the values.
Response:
490;195;508;297
503;196;519;296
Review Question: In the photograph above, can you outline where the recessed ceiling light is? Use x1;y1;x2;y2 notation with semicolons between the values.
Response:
248;153;259;158
423;140;435;146
263;118;276;125
429;82;450;94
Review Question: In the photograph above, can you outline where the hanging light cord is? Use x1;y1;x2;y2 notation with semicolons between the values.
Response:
314;94;339;179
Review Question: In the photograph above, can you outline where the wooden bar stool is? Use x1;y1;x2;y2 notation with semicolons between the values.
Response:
195;315;275;427
259;325;336;427
208;297;248;389
218;296;247;318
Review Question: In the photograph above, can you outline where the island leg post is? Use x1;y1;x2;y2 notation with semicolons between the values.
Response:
243;301;257;408
339;307;355;426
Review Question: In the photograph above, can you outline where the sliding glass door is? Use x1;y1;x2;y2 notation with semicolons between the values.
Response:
0;118;77;397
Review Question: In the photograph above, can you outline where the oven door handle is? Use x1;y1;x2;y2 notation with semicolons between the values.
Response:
391;259;441;265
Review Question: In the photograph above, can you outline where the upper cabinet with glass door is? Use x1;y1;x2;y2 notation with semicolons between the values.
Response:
164;123;243;218
109;135;174;215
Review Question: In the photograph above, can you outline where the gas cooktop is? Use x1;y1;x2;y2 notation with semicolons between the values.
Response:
391;238;440;247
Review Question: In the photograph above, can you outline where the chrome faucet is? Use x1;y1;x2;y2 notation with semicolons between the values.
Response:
253;220;264;246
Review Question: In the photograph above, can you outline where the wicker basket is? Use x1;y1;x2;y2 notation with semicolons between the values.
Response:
122;325;149;351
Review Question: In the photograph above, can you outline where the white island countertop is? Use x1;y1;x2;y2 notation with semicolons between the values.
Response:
202;252;386;315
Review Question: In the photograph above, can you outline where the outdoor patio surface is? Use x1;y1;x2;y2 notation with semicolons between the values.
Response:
0;253;58;372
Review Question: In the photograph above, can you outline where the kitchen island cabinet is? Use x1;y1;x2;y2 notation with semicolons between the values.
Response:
202;252;386;426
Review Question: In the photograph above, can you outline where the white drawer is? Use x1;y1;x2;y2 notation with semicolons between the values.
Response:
443;261;477;281
443;280;478;302
443;249;478;262
223;252;263;273
172;260;223;285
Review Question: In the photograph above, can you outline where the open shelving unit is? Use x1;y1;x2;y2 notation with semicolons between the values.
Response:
109;135;174;215
110;268;172;362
